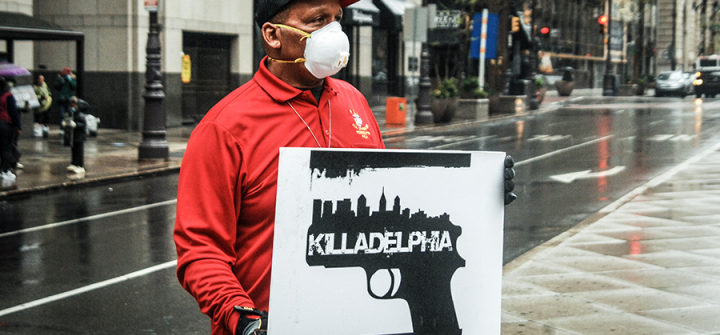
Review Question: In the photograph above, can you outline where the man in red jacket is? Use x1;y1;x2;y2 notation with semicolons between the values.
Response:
175;0;517;334
174;0;384;334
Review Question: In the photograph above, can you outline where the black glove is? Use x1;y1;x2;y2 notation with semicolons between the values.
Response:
234;306;268;335
504;155;517;205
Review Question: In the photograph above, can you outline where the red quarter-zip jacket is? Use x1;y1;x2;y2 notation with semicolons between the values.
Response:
174;57;385;334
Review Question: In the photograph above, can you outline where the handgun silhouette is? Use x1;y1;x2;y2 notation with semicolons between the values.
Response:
306;192;465;335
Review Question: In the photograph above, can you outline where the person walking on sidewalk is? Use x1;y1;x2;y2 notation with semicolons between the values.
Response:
63;97;87;176
0;76;21;188
33;73;52;138
173;1;517;334
53;67;76;130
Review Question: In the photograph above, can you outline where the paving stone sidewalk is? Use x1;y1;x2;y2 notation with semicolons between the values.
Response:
501;144;720;334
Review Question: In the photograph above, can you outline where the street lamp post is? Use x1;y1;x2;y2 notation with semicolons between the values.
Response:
701;0;708;55
671;0;677;70
138;7;169;160
528;0;539;110
415;0;434;125
602;0;615;96
416;43;434;124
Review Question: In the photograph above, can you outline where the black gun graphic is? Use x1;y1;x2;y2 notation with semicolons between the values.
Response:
306;192;465;335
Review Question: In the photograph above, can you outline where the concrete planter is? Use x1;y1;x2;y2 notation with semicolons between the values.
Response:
619;84;637;96
430;98;458;123
489;95;527;115
457;98;489;120
635;83;646;96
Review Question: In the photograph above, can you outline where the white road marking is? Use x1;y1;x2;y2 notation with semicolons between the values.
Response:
515;135;614;167
0;199;177;239
550;166;627;183
670;134;695;142
528;134;571;142
430;135;496;149
648;134;675;141
0;260;177;317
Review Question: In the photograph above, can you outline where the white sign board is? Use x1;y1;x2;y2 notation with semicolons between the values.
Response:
10;85;40;109
270;148;505;334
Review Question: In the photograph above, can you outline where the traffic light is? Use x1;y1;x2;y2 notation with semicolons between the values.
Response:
540;26;551;39
511;16;520;33
597;15;608;34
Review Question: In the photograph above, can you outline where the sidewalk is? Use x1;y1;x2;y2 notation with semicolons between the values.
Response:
0;126;190;198
501;142;720;334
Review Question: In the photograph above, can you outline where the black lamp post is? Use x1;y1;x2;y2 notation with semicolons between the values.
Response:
701;0;708;55
528;0;539;110
602;0;615;96
415;0;434;125
139;8;169;160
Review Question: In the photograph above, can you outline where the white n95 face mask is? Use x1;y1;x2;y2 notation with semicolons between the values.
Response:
271;21;350;79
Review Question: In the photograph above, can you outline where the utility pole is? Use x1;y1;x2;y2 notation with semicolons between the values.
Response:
139;1;169;160
602;0;615;96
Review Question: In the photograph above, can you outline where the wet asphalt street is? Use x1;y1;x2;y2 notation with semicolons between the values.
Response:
3;96;720;333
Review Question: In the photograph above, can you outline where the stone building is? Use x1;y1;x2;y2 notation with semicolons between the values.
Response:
1;0;419;130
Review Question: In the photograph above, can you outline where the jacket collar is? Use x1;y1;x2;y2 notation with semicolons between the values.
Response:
254;56;339;103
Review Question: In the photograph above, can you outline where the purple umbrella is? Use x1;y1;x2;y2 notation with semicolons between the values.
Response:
0;62;31;77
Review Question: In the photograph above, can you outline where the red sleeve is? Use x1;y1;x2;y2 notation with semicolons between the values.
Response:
174;121;248;333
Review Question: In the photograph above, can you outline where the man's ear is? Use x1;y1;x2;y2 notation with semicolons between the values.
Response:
262;22;282;51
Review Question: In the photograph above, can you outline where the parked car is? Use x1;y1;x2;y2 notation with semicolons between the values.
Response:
655;71;693;97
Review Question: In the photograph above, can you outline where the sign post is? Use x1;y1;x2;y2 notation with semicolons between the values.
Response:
478;9;489;89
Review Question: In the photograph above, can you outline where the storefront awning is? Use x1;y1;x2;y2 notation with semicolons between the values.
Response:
0;11;85;96
0;11;83;40
374;0;415;31
342;0;380;26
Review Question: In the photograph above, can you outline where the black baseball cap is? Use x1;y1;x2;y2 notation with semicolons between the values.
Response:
255;0;359;27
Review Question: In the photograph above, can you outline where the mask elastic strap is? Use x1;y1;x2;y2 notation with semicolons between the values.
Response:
274;24;311;41
268;56;306;63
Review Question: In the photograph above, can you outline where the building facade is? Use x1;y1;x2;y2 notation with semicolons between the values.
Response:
0;0;419;130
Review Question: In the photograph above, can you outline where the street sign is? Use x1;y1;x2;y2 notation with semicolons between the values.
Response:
181;55;191;84
435;10;463;28
144;0;159;12
610;22;623;51
470;12;498;59
403;6;429;43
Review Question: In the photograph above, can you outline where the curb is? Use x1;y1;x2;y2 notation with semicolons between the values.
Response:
0;165;181;200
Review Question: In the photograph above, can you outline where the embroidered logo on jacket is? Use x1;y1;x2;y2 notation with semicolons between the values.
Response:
350;109;371;139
